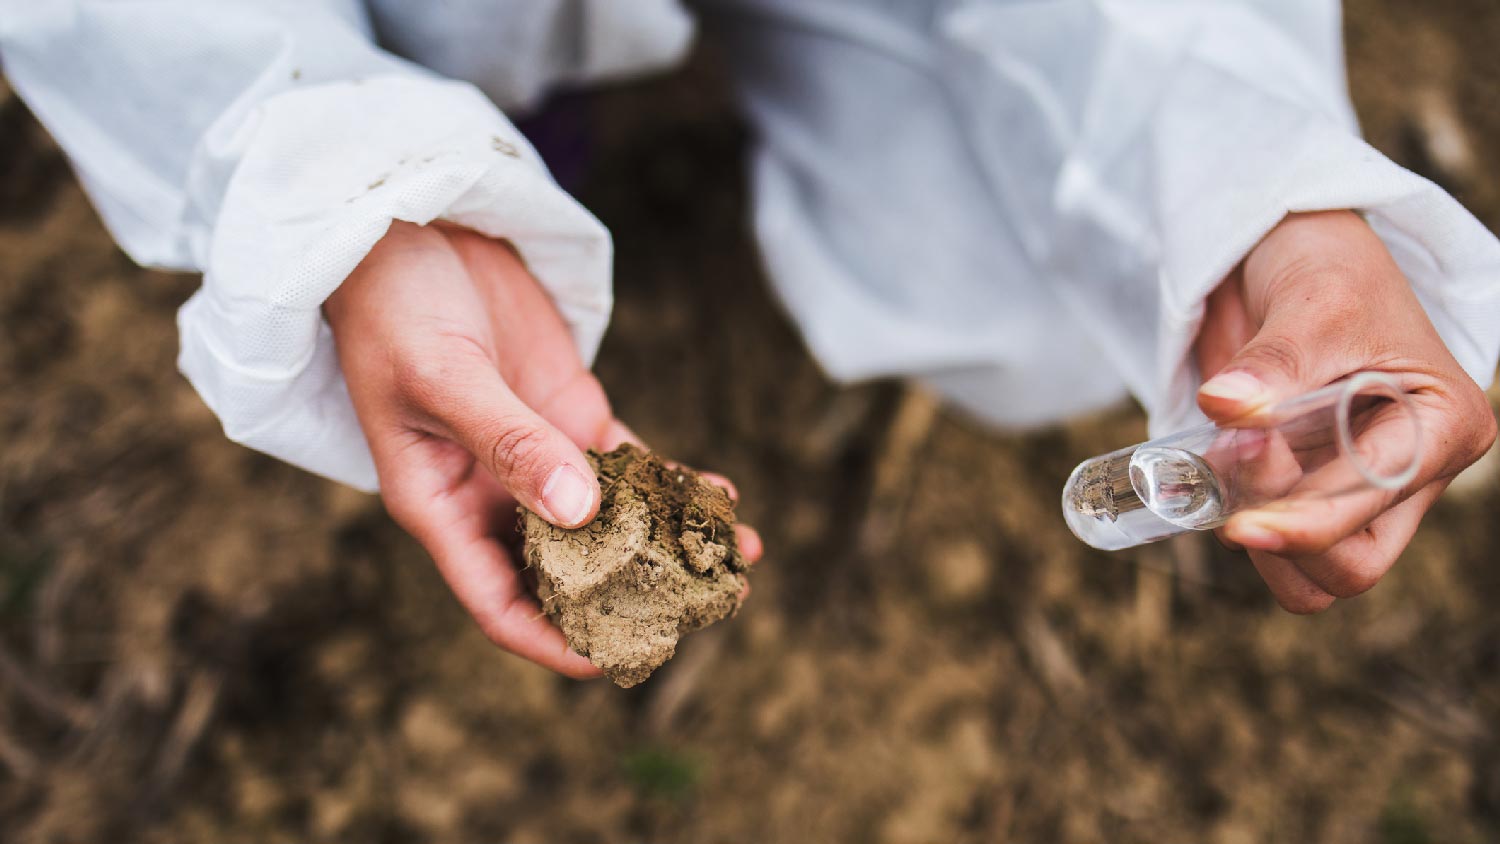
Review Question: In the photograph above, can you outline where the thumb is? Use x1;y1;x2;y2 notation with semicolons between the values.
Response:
419;364;600;529
1197;282;1358;425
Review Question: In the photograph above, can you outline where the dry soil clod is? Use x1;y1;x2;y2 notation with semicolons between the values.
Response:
521;444;748;688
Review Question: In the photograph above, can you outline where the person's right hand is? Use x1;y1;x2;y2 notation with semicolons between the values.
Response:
324;221;761;677
1194;211;1495;613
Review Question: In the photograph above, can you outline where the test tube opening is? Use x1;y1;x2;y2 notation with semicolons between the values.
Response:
1062;371;1427;552
1335;372;1423;492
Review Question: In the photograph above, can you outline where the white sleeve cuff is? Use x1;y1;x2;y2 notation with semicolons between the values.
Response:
178;75;612;491
943;1;1500;439
1148;73;1500;437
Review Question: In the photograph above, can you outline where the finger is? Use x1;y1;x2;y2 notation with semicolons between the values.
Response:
598;418;645;450
376;441;601;678
533;380;741;506
436;531;602;679
1221;395;1446;556
1196;327;1356;425
1194;264;1259;381
1224;480;1398;558
1209;427;1306;507
436;229;639;466
524;367;634;454
1225;448;1413;561
1282;483;1442;598
735;524;763;564
1211;527;1243;552
699;471;740;502
1197;223;1375;423
404;355;600;529
1246;549;1338;615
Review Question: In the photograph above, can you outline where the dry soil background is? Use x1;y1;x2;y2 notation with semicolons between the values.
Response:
3;2;1500;842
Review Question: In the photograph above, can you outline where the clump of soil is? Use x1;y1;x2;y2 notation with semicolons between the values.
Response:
521;444;748;687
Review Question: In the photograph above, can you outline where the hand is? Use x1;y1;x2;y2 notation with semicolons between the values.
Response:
1194;211;1496;614
325;222;761;676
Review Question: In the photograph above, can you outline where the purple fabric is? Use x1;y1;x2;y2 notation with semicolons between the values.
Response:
515;93;593;192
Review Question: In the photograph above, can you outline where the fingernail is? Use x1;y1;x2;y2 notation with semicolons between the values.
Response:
1229;517;1284;552
542;464;594;527
1200;371;1266;405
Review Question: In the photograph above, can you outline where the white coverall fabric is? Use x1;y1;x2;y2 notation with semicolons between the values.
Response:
2;0;1498;491
0;0;691;490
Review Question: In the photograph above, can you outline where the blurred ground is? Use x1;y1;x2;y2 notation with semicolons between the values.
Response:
3;2;1500;842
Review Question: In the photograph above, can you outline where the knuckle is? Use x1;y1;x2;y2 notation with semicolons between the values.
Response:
474;612;507;646
559;660;601;681
1276;587;1335;615
380;486;426;539
571;371;611;416
391;335;491;410
1259;252;1321;302
1264;253;1359;310
484;420;555;483
1431;381;1498;473
1463;390;1498;461
1324;565;1383;599
474;600;522;651
1240;334;1306;383
382;496;417;533
1277;525;1339;558
475;616;520;657
531;369;613;431
391;354;457;410
1478;402;1499;445
1311;269;1367;316
1286;541;1340;561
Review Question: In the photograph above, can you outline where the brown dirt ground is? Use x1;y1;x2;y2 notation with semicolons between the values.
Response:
3;2;1500;842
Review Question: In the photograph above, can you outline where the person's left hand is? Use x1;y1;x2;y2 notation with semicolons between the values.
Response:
1194;210;1496;613
325;222;762;677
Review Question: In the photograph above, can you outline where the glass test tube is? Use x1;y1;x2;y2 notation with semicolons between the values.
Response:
1062;372;1423;551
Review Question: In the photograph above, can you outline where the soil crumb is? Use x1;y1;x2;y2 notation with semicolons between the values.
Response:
521;444;748;687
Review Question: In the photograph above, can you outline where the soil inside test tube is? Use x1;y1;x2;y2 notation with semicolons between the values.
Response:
1068;448;1146;523
1065;444;1230;551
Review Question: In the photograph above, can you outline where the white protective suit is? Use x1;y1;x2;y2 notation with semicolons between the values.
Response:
3;0;1498;492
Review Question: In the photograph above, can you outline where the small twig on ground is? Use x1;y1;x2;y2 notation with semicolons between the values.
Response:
1018;608;1084;701
0;714;40;780
150;669;223;791
642;625;728;737
1412;86;1479;188
35;548;92;667
1374;665;1490;746
0;637;96;730
1133;546;1172;656
798;389;881;465
860;385;942;554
